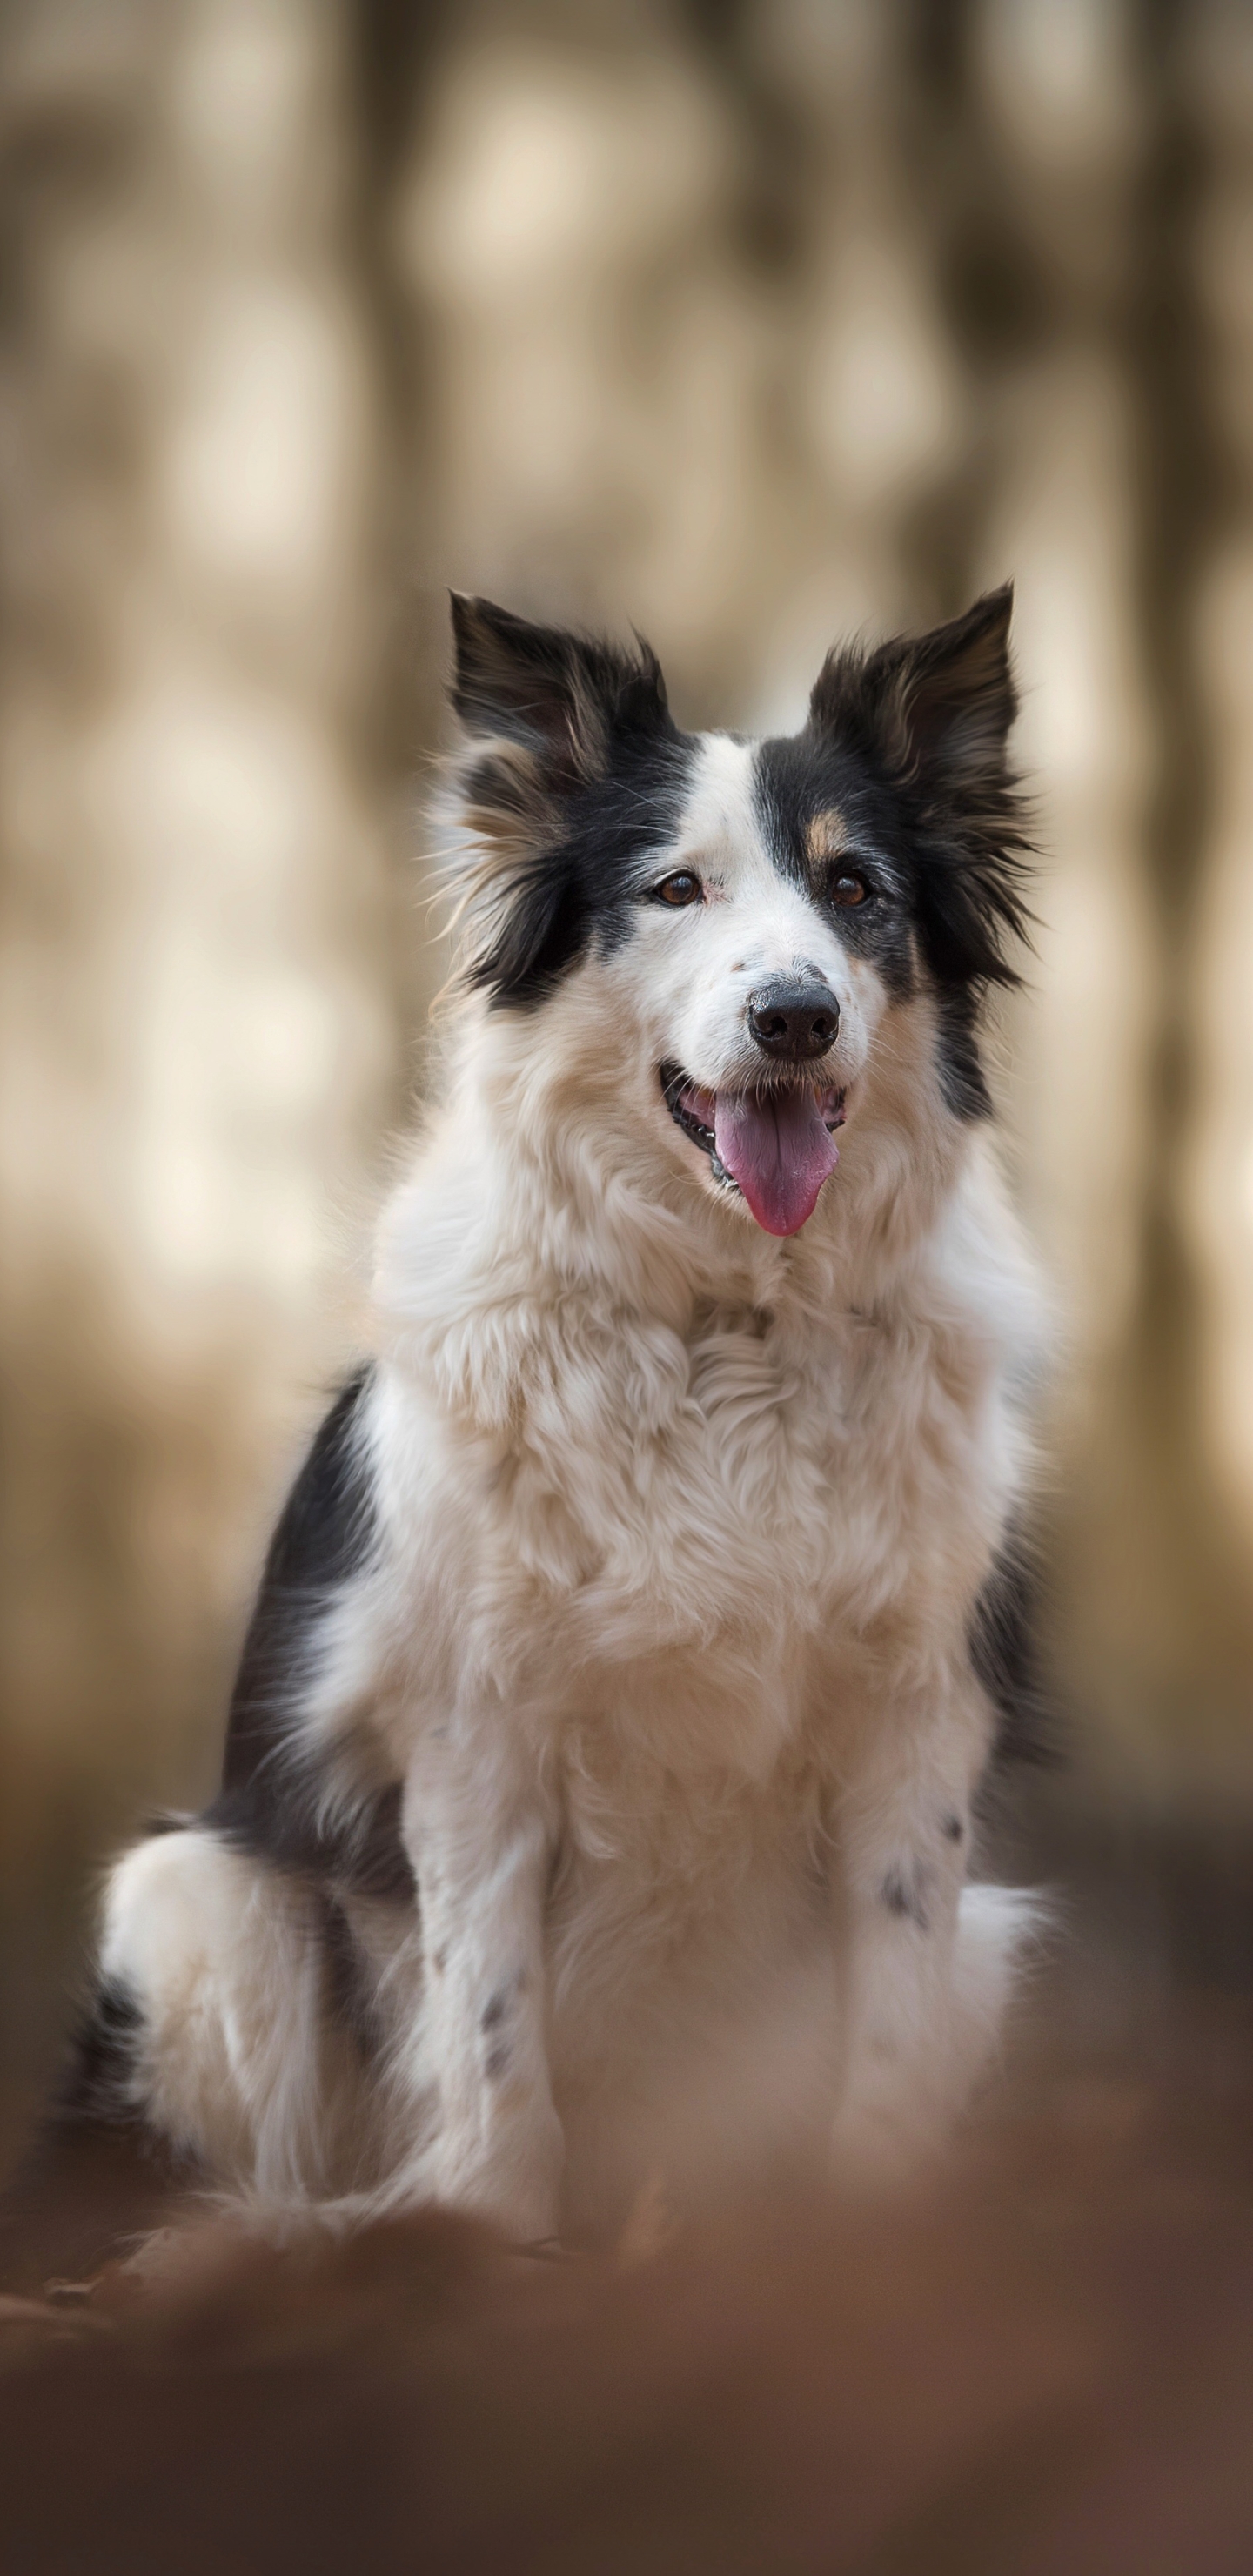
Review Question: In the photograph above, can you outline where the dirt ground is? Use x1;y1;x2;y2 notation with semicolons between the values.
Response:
3;1796;1253;2574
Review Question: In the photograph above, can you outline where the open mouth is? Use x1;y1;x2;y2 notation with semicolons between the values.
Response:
660;1062;847;1238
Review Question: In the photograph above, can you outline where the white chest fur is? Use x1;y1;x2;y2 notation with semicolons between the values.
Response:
370;1191;1024;1797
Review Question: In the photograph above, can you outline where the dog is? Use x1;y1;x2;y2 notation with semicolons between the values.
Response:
77;586;1045;2244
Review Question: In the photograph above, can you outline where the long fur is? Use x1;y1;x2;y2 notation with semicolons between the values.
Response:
83;588;1048;2243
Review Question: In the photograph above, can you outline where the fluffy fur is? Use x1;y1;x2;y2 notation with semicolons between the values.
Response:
85;587;1046;2242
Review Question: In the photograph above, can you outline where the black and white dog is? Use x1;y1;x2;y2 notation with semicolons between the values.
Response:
90;588;1044;2239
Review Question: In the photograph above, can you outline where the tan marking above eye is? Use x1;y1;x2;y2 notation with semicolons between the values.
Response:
803;808;848;867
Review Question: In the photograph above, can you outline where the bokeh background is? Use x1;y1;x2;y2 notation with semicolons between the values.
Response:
3;0;1253;2143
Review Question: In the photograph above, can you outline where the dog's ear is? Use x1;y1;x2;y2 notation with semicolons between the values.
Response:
449;594;671;801
810;587;1030;986
444;597;675;1007
811;586;1016;802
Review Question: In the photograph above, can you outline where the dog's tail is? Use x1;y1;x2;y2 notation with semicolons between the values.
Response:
0;1955;192;2295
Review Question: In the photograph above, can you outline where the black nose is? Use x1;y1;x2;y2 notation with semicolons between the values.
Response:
747;977;841;1062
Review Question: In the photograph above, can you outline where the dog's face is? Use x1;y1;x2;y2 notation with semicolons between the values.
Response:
448;591;1029;1238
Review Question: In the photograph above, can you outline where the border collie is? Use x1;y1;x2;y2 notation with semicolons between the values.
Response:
84;587;1044;2241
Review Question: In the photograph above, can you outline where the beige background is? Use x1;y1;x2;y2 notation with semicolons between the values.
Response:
3;0;1253;2126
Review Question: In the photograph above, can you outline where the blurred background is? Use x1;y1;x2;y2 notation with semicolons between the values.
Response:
3;0;1253;2146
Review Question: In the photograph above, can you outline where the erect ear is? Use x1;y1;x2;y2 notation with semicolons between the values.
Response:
811;584;1017;801
448;594;671;799
809;585;1029;989
444;596;677;1007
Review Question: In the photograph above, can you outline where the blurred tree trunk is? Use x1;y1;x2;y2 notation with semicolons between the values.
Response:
895;0;1253;1760
0;0;405;2111
1073;0;1253;1746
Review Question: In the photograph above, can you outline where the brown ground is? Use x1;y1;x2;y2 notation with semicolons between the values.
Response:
4;1882;1253;2576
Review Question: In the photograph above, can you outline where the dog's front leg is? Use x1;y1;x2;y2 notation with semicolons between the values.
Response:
400;1726;563;2243
830;1714;986;2182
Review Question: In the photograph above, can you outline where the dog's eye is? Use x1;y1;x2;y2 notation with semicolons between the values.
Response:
653;871;703;908
830;871;868;907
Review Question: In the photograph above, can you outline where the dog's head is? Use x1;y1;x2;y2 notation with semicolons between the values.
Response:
445;591;1030;1240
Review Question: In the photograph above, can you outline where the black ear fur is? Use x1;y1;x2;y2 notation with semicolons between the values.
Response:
809;585;1032;991
449;594;671;788
445;597;684;1010
856;585;1018;795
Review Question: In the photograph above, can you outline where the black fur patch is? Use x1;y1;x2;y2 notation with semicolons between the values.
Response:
205;1369;414;1902
752;738;920;1003
881;1868;931;1933
932;983;994;1120
57;1976;144;2126
971;1521;1054;1769
757;587;1032;1118
449;594;695;1008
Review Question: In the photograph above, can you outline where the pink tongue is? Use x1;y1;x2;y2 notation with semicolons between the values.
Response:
714;1090;840;1237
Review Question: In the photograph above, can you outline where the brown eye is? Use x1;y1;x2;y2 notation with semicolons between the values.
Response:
831;871;868;907
653;870;703;908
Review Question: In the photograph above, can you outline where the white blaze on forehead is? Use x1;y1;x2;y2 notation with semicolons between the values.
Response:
674;731;774;892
